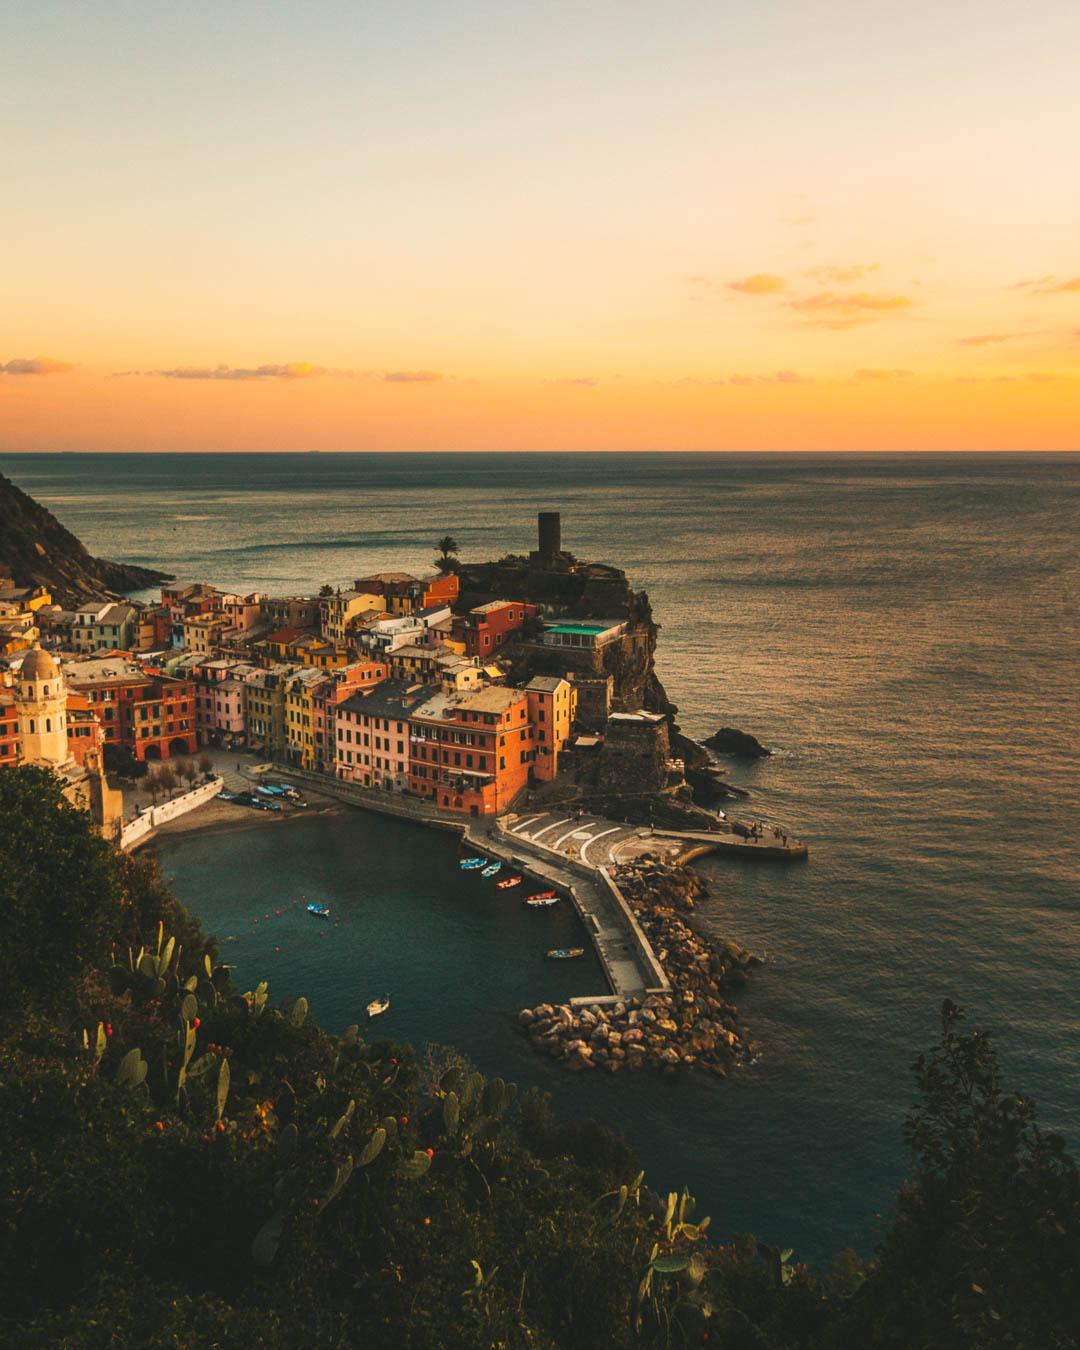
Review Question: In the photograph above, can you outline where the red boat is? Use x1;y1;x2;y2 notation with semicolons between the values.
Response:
496;875;523;890
525;891;558;907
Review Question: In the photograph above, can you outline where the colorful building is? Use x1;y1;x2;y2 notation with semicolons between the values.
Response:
310;661;389;771
525;675;577;781
319;589;383;642
72;601;138;655
63;655;197;761
0;687;17;767
408;684;535;815
451;600;537;659
244;665;295;758
334;679;423;790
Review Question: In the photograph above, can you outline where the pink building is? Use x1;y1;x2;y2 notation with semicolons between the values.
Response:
191;658;256;747
312;661;389;772
335;679;422;790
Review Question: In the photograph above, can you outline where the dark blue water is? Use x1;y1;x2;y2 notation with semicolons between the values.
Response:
5;450;1078;1265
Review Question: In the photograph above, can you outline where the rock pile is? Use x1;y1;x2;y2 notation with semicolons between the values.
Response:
517;860;762;1078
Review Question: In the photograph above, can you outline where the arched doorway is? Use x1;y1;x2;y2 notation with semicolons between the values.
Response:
143;744;162;761
169;737;191;757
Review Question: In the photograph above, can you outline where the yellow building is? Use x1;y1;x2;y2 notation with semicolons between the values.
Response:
319;590;383;643
289;634;350;668
244;666;293;759
183;613;233;655
283;668;328;768
525;676;578;782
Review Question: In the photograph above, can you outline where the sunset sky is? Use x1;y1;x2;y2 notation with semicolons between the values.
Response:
3;0;1079;452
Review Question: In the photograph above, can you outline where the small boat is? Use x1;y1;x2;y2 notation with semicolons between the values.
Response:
250;797;283;812
480;862;502;878
496;875;522;890
459;857;487;870
545;948;585;960
256;784;287;797
274;783;302;799
526;892;559;907
307;902;331;919
218;789;241;802
366;994;390;1018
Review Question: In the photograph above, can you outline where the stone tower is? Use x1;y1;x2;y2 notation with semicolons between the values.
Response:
17;645;70;766
537;511;561;563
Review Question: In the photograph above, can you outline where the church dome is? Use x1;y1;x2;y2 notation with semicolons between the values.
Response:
21;646;60;682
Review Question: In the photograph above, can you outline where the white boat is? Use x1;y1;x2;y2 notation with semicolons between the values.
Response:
366;994;390;1018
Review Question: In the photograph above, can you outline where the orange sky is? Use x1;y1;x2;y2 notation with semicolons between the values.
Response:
2;2;1079;452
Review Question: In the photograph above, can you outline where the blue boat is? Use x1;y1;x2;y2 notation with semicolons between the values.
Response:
307;902;331;919
459;857;487;870
255;785;285;798
481;862;502;878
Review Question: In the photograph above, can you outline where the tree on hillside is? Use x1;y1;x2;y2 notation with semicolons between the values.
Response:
0;766;119;1012
434;535;460;574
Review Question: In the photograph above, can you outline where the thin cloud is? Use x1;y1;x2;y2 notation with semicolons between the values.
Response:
555;376;600;387
155;363;327;380
729;371;813;385
789;291;911;313
726;273;786;295
855;368;913;380
808;264;878;283
957;334;1017;346
1;356;73;375
382;370;443;383
1015;275;1080;294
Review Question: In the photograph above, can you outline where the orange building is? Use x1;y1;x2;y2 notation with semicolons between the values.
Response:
408;684;534;815
525;676;577;781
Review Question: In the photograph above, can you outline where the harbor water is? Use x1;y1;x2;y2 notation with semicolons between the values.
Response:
6;449;1078;1265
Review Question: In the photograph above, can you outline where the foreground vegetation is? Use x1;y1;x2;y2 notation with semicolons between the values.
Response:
1;766;1077;1348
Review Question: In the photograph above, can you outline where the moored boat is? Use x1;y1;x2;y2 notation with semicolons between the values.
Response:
366;994;390;1017
459;857;487;870
545;948;584;960
525;892;559;907
307;902;331;919
496;875;522;889
480;862;502;877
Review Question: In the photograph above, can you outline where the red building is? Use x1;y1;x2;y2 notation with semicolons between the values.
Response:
408;684;535;815
63;656;197;761
0;688;17;767
450;600;537;660
65;692;106;768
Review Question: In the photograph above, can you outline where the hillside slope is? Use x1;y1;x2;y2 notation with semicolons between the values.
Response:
0;471;172;606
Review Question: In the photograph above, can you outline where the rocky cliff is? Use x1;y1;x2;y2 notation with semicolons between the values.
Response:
457;551;710;775
0;471;172;607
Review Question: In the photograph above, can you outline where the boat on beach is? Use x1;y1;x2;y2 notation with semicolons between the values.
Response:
481;862;502;877
366;994;390;1018
496;875;522;889
545;948;584;960
459;857;487;870
307;902;331;919
525;892;559;907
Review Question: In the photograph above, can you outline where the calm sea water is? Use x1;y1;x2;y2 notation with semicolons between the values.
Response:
5;450;1078;1264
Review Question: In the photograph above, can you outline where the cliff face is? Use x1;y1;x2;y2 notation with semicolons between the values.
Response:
0;471;172;607
457;553;706;769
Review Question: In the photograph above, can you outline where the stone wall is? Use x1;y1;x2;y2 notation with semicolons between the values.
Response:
120;777;222;850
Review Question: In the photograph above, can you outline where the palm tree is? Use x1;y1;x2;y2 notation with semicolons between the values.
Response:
434;535;460;574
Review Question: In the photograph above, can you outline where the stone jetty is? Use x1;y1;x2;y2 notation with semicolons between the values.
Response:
518;858;762;1077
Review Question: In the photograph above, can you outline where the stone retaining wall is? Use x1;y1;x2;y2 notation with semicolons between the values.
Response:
121;777;223;851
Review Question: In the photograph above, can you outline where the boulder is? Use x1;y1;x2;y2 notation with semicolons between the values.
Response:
703;727;771;759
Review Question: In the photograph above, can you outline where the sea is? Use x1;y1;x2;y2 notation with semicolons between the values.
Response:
4;450;1078;1266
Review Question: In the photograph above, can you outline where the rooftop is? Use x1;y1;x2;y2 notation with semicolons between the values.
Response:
526;675;570;692
544;621;622;636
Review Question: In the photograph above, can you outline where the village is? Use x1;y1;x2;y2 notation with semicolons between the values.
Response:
0;513;729;830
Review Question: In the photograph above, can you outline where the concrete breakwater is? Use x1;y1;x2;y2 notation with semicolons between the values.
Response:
517;860;762;1077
